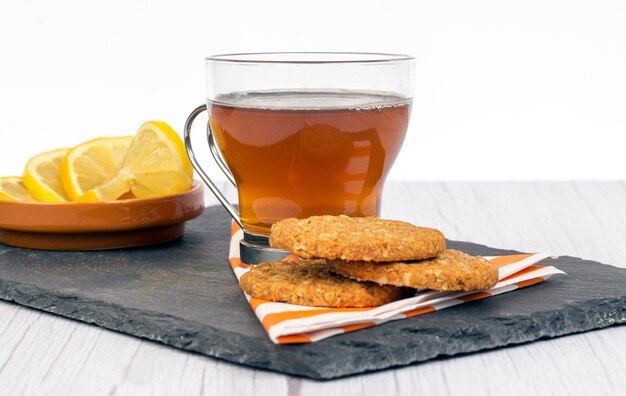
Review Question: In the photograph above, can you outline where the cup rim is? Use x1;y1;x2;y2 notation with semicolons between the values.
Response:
205;52;414;64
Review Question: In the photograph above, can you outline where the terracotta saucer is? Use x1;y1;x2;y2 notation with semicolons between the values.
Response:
0;181;204;250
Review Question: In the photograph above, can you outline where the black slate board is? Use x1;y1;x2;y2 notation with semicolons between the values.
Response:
0;206;625;380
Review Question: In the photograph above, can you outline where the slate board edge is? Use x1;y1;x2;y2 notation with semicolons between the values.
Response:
361;292;626;379
1;273;625;380
0;277;295;375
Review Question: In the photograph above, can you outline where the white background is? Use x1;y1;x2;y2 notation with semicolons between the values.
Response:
0;0;624;181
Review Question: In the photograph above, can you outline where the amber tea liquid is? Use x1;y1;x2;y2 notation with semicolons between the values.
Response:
208;90;411;236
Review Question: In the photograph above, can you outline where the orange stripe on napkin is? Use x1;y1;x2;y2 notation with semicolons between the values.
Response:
249;297;268;312
277;334;313;344
458;291;492;302
501;265;544;282
515;277;545;288
404;306;436;318
229;257;250;270
489;253;535;268
262;307;372;331
341;322;376;332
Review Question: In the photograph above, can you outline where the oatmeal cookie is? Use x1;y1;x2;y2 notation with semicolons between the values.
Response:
326;249;499;291
269;215;445;262
239;260;408;307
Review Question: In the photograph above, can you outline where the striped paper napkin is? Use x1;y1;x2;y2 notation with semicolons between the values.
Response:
228;223;566;344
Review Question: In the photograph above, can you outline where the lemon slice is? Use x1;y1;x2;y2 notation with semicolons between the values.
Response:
78;121;193;201
0;176;38;201
23;148;70;202
60;136;133;200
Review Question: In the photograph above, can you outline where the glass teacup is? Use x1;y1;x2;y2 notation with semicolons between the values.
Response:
184;52;414;262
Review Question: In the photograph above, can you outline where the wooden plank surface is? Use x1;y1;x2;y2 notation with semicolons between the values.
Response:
1;182;625;395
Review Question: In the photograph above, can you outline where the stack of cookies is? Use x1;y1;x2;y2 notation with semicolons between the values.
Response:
239;215;499;308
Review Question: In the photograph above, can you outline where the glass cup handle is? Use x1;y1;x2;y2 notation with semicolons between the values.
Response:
184;104;243;229
207;128;236;187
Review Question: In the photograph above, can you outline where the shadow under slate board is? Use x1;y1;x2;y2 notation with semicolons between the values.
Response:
0;205;625;380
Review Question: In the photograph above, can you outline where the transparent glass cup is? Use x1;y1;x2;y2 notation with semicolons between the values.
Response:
184;52;414;255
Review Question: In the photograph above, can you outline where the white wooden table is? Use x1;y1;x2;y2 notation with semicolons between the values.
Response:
1;182;625;395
